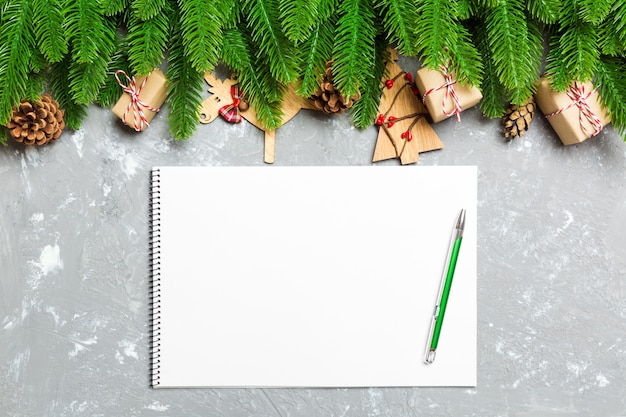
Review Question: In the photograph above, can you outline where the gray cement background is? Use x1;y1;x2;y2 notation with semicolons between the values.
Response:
1;57;625;416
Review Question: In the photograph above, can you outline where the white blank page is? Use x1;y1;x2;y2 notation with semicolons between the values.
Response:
153;166;477;387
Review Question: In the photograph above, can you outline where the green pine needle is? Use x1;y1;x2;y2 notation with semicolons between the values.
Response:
610;0;626;51
377;0;418;56
457;0;477;19
65;0;116;64
317;0;337;20
243;0;299;84
178;0;224;73
474;21;506;117
351;35;388;129
578;0;611;25
127;6;170;75
0;0;36;125
413;0;460;69
332;0;376;99
24;71;46;102
222;28;284;129
546;25;600;91
279;0;320;43
297;19;334;97
526;0;561;24
166;18;204;140
49;55;88;130
33;0;67;63
485;0;541;103
102;0;130;15
596;56;626;139
446;22;483;87
96;36;131;108
132;0;166;20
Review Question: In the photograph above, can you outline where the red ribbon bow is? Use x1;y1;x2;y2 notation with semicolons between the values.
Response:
115;70;161;131
422;66;463;122
219;86;243;123
545;82;603;137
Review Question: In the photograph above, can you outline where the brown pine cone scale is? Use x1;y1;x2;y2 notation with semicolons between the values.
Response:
503;98;535;139
6;94;65;146
311;62;361;114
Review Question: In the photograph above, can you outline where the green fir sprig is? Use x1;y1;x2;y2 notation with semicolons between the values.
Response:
1;0;626;143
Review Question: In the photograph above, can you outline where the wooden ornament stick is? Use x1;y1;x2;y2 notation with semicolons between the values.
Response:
200;72;319;164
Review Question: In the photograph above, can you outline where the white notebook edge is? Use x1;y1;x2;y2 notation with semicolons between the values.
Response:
149;166;478;389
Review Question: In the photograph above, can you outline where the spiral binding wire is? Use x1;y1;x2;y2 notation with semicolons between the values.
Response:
149;168;162;387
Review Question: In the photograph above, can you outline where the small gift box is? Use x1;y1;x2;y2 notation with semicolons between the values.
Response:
112;69;168;131
534;78;609;145
415;67;482;123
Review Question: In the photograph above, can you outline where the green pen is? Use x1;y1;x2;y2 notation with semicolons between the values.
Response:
424;209;465;364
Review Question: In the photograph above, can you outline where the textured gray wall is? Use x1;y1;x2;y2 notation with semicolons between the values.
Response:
1;57;625;416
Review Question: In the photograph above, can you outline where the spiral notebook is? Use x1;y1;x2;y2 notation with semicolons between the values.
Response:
149;166;477;388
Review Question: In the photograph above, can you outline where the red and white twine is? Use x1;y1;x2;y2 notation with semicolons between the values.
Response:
545;82;603;137
422;66;463;122
115;69;161;131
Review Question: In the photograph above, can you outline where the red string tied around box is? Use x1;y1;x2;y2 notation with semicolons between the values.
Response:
115;69;161;132
422;66;462;122
545;82;603;137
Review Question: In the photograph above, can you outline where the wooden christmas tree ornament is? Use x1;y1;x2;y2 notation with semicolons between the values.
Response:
372;52;444;165
199;72;318;163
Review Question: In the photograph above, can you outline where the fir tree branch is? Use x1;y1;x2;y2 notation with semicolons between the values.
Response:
545;1;600;91
578;0;611;24
351;35;389;129
610;0;626;50
377;0;417;55
24;70;46;102
178;0;225;73
102;0;130;15
457;0;477;19
166;14;204;140
0;0;36;125
96;35;131;107
447;22;483;87
413;0;460;69
243;0;299;84
485;0;541;103
474;18;506;117
33;0;67;63
132;0;166;20
279;0;320;43
296;19;334;97
332;0;376;99
596;55;626;139
317;0;337;20
127;4;170;75
222;27;284;129
65;0;116;64
526;0;561;24
49;54;88;130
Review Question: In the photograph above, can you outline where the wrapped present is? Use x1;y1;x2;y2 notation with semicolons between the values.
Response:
534;78;609;145
415;67;482;123
112;69;167;131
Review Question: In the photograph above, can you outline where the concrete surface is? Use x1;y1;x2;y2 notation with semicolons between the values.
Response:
1;57;625;416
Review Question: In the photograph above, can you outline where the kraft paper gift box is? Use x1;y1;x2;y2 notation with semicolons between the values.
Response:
534;77;610;145
112;69;168;131
415;67;482;123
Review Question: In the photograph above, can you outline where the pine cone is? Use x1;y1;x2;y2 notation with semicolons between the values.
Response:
503;98;535;139
6;94;65;146
311;62;361;114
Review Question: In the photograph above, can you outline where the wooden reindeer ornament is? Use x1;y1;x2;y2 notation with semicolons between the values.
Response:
199;72;318;163
372;51;444;164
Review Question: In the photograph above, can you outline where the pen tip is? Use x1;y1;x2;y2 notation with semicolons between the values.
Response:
456;209;466;231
